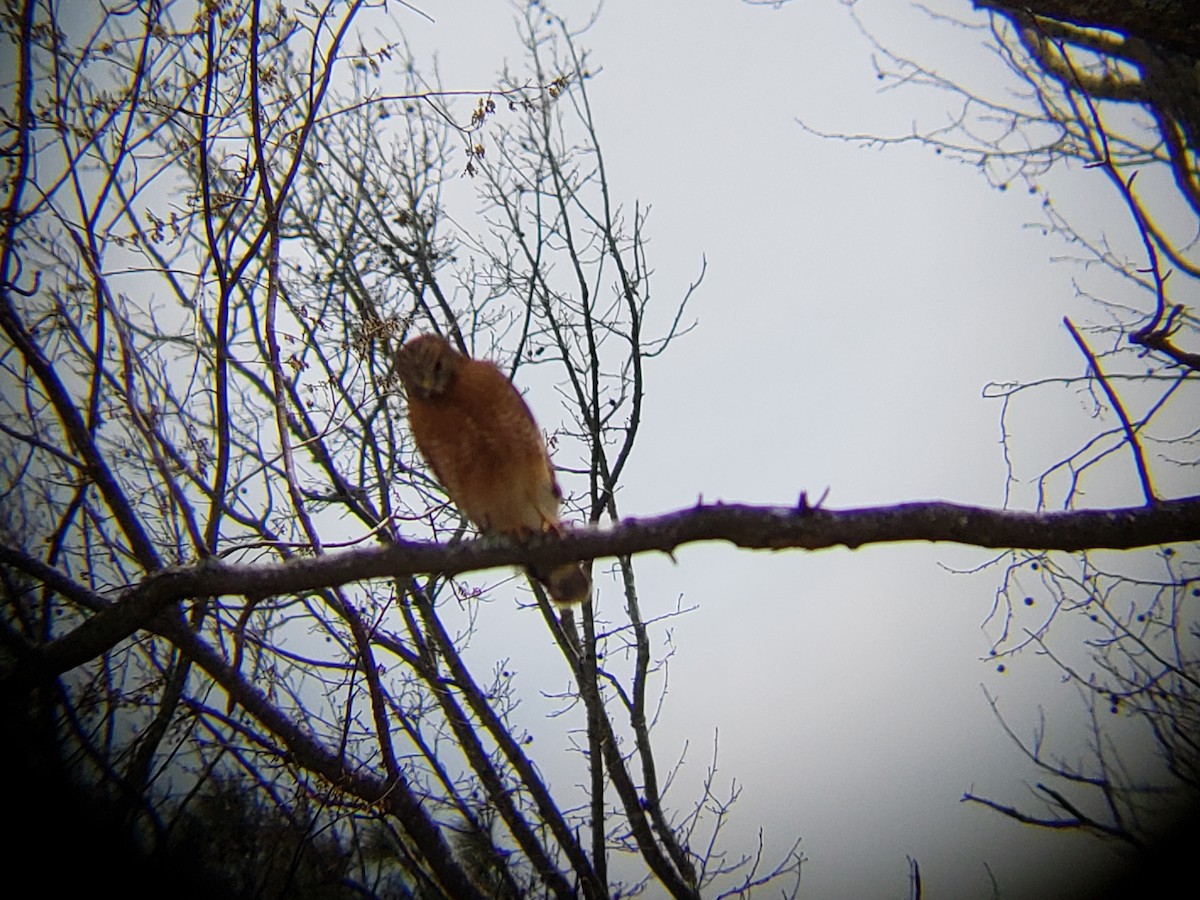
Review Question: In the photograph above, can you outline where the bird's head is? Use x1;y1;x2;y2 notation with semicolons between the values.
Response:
394;333;461;400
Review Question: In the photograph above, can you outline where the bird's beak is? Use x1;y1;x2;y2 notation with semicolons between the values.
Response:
410;373;436;399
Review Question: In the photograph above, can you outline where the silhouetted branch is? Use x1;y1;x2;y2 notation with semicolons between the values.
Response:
1063;317;1157;504
6;494;1197;686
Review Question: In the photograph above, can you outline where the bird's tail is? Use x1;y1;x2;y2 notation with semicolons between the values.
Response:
531;561;591;607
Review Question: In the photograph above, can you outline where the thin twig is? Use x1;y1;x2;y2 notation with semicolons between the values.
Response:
1063;317;1157;505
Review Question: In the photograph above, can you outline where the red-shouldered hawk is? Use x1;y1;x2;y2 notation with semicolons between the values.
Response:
393;333;591;606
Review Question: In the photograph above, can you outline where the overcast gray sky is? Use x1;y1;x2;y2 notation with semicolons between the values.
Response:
362;1;1177;897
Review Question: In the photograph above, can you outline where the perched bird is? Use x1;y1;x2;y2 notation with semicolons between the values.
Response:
393;333;591;606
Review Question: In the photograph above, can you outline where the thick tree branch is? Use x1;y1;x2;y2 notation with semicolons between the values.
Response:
6;495;1198;687
156;612;489;900
976;1;1200;59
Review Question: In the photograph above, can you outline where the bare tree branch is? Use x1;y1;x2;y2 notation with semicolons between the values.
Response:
4;494;1195;687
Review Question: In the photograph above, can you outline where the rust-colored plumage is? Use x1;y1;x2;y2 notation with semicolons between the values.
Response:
394;333;590;606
